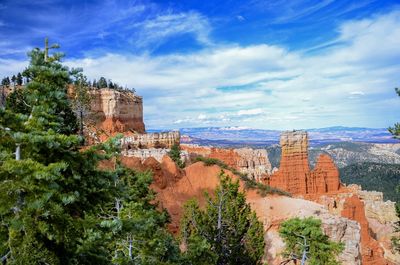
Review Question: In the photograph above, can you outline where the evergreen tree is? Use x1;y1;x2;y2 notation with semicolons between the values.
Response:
16;73;23;86
108;80;114;89
106;168;182;264
0;46;182;264
1;77;8;86
389;87;400;137
180;171;265;265
71;73;91;137
10;75;16;85
279;217;344;265
92;79;97;88
168;143;185;168
389;87;400;253
392;198;400;253
98;77;107;88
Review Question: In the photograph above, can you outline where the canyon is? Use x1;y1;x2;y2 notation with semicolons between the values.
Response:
93;88;399;264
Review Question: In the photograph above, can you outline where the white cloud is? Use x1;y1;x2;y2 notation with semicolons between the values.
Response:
65;11;400;129
130;11;211;48
3;10;400;130
236;15;245;21
197;114;207;120
350;91;365;96
237;108;265;116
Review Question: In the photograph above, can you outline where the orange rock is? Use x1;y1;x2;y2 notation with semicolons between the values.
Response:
341;195;390;265
311;154;341;193
89;88;145;134
268;131;341;195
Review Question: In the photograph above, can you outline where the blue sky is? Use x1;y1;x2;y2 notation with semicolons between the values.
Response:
1;0;400;130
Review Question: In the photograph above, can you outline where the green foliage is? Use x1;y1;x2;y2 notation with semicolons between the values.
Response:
279;217;344;265
71;72;92;137
168;143;185;168
0;45;182;264
194;156;291;197
389;88;400;137
98;77;108;88
16;73;23;86
339;162;400;203
5;88;31;114
179;172;265;265
392;202;400;253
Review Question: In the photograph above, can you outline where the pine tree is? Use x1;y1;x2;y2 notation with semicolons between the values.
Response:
389;87;400;253
71;73;91;137
98;77;107;88
10;75;16;85
180;171;265;265
16;73;23;86
108;80;114;89
389;88;400;137
168;143;185;168
0;46;182;264
279;217;344;265
106;168;182;264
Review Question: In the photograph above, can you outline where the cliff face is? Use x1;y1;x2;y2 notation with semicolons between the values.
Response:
317;186;400;265
249;196;362;265
181;145;272;181
268;131;341;195
121;131;180;149
89;88;145;134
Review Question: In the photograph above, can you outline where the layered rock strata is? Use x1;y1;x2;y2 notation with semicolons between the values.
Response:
121;131;180;149
316;186;400;264
181;145;272;181
122;147;189;163
267;131;341;194
89;88;145;134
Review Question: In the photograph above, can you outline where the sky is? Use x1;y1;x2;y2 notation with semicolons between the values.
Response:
0;0;400;130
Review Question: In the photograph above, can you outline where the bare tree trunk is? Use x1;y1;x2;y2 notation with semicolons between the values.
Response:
15;144;20;161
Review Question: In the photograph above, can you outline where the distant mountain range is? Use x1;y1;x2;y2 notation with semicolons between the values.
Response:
171;126;398;147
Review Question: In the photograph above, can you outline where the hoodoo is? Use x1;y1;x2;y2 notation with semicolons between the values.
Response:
268;130;341;195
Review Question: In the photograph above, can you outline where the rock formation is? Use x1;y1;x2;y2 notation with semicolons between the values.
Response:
249;196;362;265
341;195;389;264
182;144;272;181
121;131;180;149
122;147;189;163
267;131;341;195
89;88;145;134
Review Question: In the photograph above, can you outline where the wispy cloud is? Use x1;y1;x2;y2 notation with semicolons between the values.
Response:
130;12;211;48
65;10;400;130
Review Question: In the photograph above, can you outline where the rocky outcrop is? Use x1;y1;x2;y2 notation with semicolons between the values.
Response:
181;145;272;181
122;147;189;163
121;131;180;149
268;131;341;195
150;161;362;265
311;154;341;193
312;187;399;264
234;148;272;181
341;195;390;265
249;196;361;265
89;88;145;134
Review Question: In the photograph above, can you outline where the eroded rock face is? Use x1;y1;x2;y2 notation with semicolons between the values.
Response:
181;145;272;181
234;148;272;181
122;148;189;163
341;195;389;265
247;196;361;265
121;131;180;149
268;131;341;195
90;88;145;134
